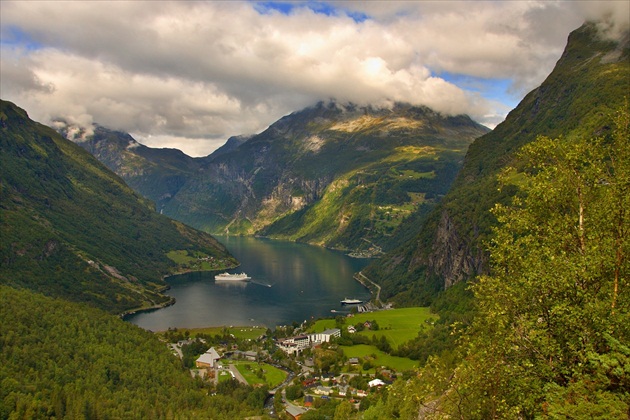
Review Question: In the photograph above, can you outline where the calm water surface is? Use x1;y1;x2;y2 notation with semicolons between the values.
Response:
126;236;371;330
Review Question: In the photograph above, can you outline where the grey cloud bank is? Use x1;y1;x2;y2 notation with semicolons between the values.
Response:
1;1;628;156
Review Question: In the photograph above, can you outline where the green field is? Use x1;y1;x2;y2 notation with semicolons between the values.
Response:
341;344;419;372
164;326;267;340
232;361;287;388
310;307;436;349
351;307;435;348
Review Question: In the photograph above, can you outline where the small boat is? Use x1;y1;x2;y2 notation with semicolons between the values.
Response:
214;272;251;281
341;298;363;305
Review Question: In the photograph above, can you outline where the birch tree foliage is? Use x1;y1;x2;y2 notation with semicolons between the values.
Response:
454;107;630;418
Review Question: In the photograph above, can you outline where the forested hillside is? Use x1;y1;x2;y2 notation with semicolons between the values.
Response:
366;106;629;418
0;100;237;313
0;286;264;419
365;22;630;305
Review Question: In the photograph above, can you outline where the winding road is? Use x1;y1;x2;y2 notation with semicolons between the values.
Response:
355;271;383;306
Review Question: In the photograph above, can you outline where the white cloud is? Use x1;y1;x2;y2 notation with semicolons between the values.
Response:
1;1;627;156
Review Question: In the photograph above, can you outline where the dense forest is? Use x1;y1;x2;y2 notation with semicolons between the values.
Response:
0;286;268;419
363;108;629;418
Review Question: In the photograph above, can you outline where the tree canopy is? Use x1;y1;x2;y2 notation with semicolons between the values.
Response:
371;107;629;419
449;107;629;418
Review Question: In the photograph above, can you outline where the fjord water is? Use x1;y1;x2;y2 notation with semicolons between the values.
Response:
126;236;371;330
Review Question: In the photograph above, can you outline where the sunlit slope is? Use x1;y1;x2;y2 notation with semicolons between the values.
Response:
166;102;489;252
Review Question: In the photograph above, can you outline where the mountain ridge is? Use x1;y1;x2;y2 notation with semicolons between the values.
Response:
66;101;489;254
364;21;630;305
0;100;238;313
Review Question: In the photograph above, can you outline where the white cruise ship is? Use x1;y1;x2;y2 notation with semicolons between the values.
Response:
214;272;251;281
340;298;363;305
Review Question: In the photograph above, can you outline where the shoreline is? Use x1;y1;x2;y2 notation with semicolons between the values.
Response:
163;262;241;281
120;263;240;320
119;296;176;320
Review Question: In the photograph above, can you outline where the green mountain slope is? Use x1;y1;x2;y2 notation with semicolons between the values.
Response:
65;125;201;212
164;102;489;252
0;286;260;419
365;22;630;305
0;100;237;313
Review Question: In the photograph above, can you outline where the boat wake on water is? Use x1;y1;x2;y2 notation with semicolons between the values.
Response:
250;280;273;288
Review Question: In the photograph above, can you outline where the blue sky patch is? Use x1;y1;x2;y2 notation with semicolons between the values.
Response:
253;1;296;15
253;1;369;22
438;71;518;109
1;25;43;51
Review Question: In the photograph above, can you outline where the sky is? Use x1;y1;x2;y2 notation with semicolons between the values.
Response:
1;1;628;156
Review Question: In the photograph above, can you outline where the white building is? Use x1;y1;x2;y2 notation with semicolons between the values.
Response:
369;379;385;388
309;328;341;344
277;328;341;355
277;334;311;355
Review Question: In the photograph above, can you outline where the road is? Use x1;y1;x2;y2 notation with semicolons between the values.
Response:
228;364;249;385
355;271;383;306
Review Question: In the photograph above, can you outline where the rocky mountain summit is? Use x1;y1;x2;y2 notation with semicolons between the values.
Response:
68;101;488;255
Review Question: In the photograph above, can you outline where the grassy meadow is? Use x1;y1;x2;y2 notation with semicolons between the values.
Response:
341;344;419;372
310;307;436;349
160;326;267;340
308;307;436;372
232;361;287;388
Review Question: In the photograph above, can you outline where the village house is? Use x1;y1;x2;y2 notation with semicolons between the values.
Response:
313;385;332;396
276;340;300;355
286;405;306;420
380;369;395;380
356;389;368;397
277;334;311;355
368;378;385;388
195;347;221;369
177;338;194;347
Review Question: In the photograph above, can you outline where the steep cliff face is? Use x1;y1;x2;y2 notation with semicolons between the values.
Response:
366;22;630;304
424;210;485;288
163;101;489;251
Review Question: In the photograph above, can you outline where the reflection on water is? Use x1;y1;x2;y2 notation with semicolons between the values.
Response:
126;237;371;330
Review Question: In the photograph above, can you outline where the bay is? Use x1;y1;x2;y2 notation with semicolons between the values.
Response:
126;236;371;330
